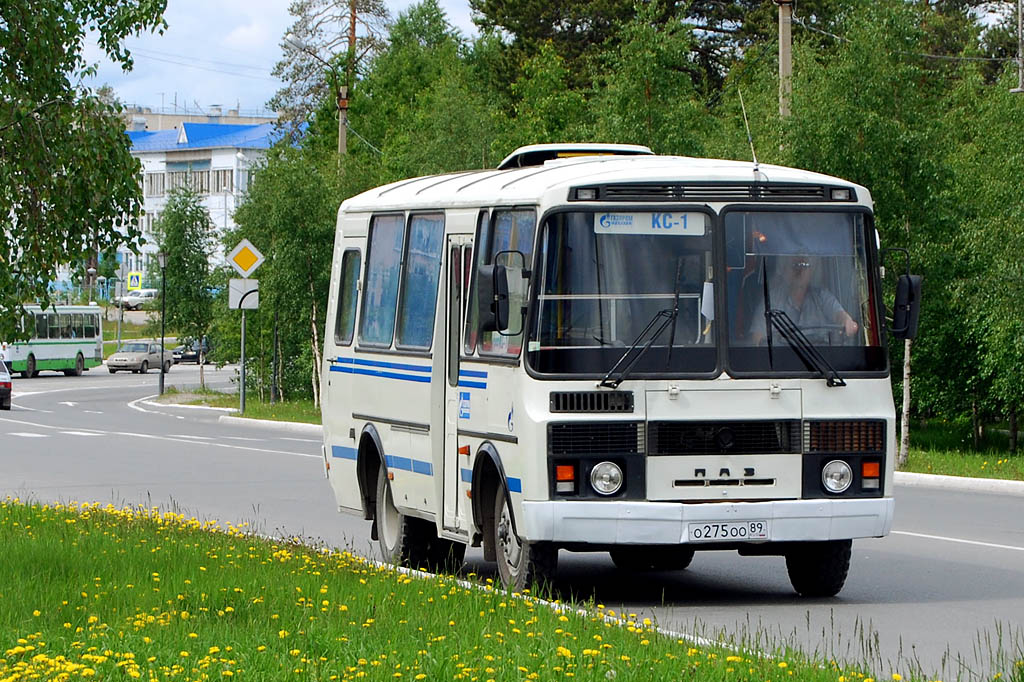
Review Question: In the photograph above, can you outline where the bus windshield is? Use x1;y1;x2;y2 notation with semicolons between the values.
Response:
724;210;885;374
527;210;716;376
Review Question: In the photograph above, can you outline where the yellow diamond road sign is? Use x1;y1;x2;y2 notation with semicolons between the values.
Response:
227;239;265;278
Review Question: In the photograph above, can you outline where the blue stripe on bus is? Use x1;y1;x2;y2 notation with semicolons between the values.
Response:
457;380;487;389
458;368;488;378
385;455;433;477
507;477;522;493
460;468;473;483
332;445;358;460
330;365;431;383
335;357;431;373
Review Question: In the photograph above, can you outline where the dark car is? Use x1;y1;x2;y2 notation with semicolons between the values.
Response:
173;338;211;364
0;362;12;410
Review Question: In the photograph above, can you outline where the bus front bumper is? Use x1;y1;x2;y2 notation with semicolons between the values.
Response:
520;497;894;545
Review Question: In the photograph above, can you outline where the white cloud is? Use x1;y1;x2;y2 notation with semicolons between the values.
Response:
84;0;475;118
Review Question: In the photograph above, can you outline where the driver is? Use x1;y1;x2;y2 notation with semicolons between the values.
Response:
750;255;858;345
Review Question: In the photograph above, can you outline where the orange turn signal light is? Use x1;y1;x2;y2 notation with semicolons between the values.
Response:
862;461;880;478
555;465;576;482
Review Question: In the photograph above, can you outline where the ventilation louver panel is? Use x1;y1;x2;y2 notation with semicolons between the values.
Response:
548;422;644;456
804;420;885;453
550;391;634;413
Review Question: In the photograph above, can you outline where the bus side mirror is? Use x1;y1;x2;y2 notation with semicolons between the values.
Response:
477;263;510;333
891;274;922;340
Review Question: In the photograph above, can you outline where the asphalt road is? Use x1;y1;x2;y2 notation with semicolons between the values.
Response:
2;367;1022;680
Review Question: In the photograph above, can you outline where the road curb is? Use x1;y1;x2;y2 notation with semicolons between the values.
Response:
894;471;1024;496
218;414;323;436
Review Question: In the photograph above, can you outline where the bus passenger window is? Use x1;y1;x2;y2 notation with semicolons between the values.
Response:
48;314;60;339
84;314;97;339
73;314;84;338
360;215;406;347
396;214;444;349
35;313;48;339
465;211;490;355
334;250;360;345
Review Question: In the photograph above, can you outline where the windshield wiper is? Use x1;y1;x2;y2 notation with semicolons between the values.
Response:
760;260;845;387
598;308;677;388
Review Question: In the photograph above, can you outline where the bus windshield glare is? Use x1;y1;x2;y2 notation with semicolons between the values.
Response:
527;210;716;376
724;210;885;374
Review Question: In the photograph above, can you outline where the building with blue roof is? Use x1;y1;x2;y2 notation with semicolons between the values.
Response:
116;120;279;284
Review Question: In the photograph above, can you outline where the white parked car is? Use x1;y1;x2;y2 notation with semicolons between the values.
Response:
113;288;159;311
107;342;173;374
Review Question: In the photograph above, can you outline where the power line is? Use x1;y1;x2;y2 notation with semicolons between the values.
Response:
792;13;1016;63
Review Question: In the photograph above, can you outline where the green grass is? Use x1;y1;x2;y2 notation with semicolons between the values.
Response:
905;421;1024;480
174;390;321;424
0;499;907;682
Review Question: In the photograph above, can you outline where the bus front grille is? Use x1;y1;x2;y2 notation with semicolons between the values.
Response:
648;420;802;456
548;422;644;456
549;391;634;413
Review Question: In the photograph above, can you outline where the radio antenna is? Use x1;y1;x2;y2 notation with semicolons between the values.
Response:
738;89;760;177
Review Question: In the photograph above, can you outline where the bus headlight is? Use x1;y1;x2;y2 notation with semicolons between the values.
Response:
590;461;623;496
821;460;853;494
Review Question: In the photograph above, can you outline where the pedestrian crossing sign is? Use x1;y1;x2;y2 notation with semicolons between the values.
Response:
127;271;142;291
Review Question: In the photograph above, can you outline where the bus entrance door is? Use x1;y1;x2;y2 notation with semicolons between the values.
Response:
443;236;472;532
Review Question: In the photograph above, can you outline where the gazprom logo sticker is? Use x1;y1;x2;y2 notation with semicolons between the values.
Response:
594;212;706;236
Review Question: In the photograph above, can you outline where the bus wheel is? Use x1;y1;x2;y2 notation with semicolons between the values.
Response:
70;353;84;377
375;466;431;569
493;485;556;591
785;539;852;598
23;355;36;379
609;546;694;572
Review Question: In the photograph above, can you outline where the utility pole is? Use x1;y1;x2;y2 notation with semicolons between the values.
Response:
776;0;794;117
1013;0;1024;93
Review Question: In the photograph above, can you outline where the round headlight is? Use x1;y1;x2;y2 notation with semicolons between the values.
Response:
590;461;623;496
821;460;853;494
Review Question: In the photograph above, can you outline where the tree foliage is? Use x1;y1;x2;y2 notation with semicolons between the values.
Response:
156;187;214;378
0;0;166;341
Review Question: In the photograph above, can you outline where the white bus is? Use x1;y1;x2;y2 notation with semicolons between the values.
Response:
2;304;104;377
319;144;921;596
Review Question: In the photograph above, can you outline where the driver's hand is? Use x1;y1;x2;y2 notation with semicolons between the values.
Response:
844;318;859;337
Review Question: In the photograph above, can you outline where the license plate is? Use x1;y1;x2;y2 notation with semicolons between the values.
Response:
688;520;769;542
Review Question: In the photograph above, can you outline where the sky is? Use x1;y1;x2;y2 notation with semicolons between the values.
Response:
82;0;476;118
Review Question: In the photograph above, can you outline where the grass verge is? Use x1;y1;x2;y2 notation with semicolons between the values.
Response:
905;422;1024;480
0;499;883;682
169;389;320;424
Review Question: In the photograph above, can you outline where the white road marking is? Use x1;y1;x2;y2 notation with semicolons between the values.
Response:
58;401;79;407
171;435;212;440
223;436;261;442
84;411;103;414
0;415;319;460
61;431;105;437
282;437;321;443
893;530;1024;553
8;432;48;438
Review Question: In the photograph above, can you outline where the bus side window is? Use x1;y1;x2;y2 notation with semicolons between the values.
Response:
334;250;360;346
359;214;406;347
448;245;462;387
48;314;60;339
396;213;444;350
35;314;48;339
84;314;97;339
73;314;84;338
464;210;490;355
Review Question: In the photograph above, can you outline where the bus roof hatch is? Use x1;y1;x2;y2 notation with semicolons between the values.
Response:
496;143;654;170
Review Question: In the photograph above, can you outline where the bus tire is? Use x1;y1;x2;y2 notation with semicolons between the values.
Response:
785;539;852;598
375;466;432;569
71;353;84;377
493;485;556;591
609;546;694;572
23;354;37;378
